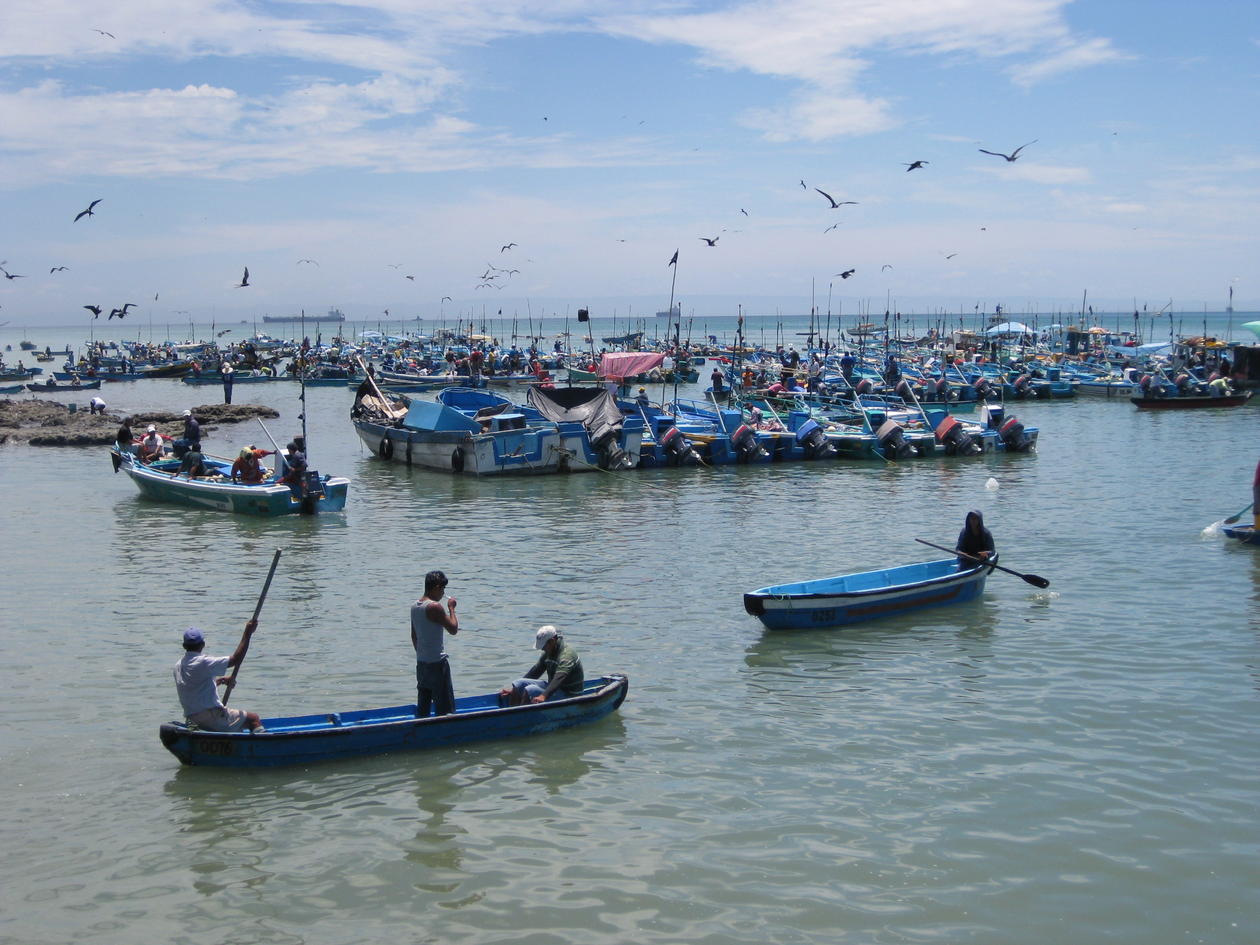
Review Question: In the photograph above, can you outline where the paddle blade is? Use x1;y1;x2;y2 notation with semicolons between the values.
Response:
1022;573;1050;589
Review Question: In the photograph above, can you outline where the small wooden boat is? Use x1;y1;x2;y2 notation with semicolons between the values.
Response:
1222;524;1260;546
0;383;25;394
26;379;102;392
743;557;993;629
1131;392;1253;409
159;674;629;767
110;448;349;516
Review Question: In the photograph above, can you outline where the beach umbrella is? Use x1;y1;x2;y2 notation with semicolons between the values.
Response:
983;321;1034;336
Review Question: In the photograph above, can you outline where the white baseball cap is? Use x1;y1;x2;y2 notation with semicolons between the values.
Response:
534;625;559;649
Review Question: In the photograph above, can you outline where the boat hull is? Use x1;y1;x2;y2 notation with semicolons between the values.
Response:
744;558;991;629
1131;392;1252;409
353;418;566;475
159;675;629;767
1222;525;1260;546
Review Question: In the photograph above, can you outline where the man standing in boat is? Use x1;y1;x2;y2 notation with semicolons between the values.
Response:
174;626;264;733
955;510;995;569
411;570;459;716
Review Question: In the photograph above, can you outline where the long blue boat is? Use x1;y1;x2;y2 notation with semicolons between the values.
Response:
743;557;993;629
1222;524;1260;546
159;674;629;767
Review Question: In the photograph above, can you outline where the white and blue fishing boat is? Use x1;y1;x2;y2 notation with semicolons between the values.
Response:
110;449;349;516
159;674;629;767
351;379;566;475
743;556;994;629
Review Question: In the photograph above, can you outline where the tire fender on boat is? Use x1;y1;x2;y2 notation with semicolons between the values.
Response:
451;445;465;473
379;435;394;460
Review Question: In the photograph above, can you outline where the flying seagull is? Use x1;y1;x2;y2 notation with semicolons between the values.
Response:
107;302;138;320
944;253;958;260
92;29;115;38
386;263;402;269
217;329;233;337
837;269;855;279
740;208;749;216
881;265;893;271
823;224;840;233
74;199;102;222
978;140;1037;162
1;267;24;280
84;304;102;318
297;258;319;266
700;237;719;246
235;267;250;288
815;189;857;209
50;266;69;273
406;275;415;281
440;296;452;302
903;161;928;171
501;243;517;252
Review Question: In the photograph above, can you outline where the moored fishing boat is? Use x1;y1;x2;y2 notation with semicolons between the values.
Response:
743;556;993;629
1131;391;1252;409
110;448;349;516
26;379;102;391
159;674;629;767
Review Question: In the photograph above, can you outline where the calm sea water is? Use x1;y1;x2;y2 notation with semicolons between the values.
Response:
1;320;1258;945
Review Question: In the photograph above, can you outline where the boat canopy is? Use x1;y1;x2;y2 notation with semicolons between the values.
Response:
403;399;480;433
597;351;665;380
984;321;1034;336
527;386;625;445
1242;320;1260;340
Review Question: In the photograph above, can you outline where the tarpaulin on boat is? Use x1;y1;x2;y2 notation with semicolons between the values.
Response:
526;386;624;446
597;351;665;381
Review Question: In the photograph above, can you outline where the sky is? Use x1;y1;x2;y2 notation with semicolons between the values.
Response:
0;0;1257;329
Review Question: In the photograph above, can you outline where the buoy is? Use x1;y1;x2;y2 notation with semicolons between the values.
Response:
985;477;999;490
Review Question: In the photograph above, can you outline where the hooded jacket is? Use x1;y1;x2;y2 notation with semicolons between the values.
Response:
955;510;995;560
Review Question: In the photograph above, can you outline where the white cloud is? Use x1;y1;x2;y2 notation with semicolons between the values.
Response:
1011;36;1132;85
978;162;1092;184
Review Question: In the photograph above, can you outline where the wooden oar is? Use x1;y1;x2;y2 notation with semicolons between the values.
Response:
1224;502;1254;526
914;537;1050;589
222;549;282;705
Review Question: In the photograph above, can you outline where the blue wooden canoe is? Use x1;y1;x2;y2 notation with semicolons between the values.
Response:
743;557;993;629
1222;525;1260;546
159;674;629;767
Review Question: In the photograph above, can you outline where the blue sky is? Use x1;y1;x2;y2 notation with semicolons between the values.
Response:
0;0;1257;327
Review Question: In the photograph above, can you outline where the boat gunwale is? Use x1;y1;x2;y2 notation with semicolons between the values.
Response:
747;558;991;603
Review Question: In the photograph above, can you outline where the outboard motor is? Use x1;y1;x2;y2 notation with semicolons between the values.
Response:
894;379;916;402
658;425;697;466
854;378;874;396
972;377;995;400
934;414;982;456
1139;374;1161;398
926;377;950;402
1174;373;1194;394
729;423;767;462
998;416;1033;452
1012;374;1034;398
795;418;836;459
876;419;915;460
592;429;633;471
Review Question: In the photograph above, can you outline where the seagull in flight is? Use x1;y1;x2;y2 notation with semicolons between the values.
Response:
740;208;749;216
440;296;452;302
406;275;415;281
501;243;517;253
903;161;928;172
84;304;102;318
881;264;893;271
235;267;250;288
386;263;402;269
823;224;840;233
50;266;70;273
1;267;24;280
943;253;958;260
837;269;855;279
978;140;1037;162
74;199;102;222
92;29;115;39
815;189;857;209
108;303;137;320
297;258;319;266
699;237;719;246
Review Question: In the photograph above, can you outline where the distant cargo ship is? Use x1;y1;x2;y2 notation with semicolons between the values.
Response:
263;308;346;324
656;305;681;319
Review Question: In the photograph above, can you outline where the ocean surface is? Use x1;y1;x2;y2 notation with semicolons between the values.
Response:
1;318;1258;945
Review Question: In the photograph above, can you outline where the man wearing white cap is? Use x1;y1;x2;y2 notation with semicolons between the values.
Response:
181;409;201;450
173;624;264;733
499;625;584;706
137;424;165;463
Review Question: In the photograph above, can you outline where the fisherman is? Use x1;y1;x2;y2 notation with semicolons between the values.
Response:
839;351;856;380
276;441;308;497
955;510;995;569
710;367;725;393
230;445;273;484
89;395;106;415
221;361;235;404
173;626;264;733
137;425;165;463
499;625;584;706
411;570;459;717
115;418;134;453
178;445;210;479
635;387;650;409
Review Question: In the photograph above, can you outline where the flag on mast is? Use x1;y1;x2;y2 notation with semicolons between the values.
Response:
668;250;678;267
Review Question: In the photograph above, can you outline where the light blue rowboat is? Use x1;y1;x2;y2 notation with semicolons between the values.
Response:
743;557;993;629
159;674;629;767
110;448;349;516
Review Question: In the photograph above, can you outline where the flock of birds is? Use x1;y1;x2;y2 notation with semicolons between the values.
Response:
3;136;1040;317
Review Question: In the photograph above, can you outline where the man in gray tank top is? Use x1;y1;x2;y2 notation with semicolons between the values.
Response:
410;570;459;716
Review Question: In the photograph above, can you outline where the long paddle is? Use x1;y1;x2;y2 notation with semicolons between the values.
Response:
914;537;1050;589
1224;502;1254;526
222;548;282;705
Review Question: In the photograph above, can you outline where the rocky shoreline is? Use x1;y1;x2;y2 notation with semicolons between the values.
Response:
0;400;281;446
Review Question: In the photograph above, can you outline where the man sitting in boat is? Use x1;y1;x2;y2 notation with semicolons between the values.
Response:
500;625;584;706
177;447;210;479
174;626;264;733
137;425;166;463
955;510;995;569
231;446;274;484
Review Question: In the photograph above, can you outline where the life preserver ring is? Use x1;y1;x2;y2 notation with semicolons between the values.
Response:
379;435;394;459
